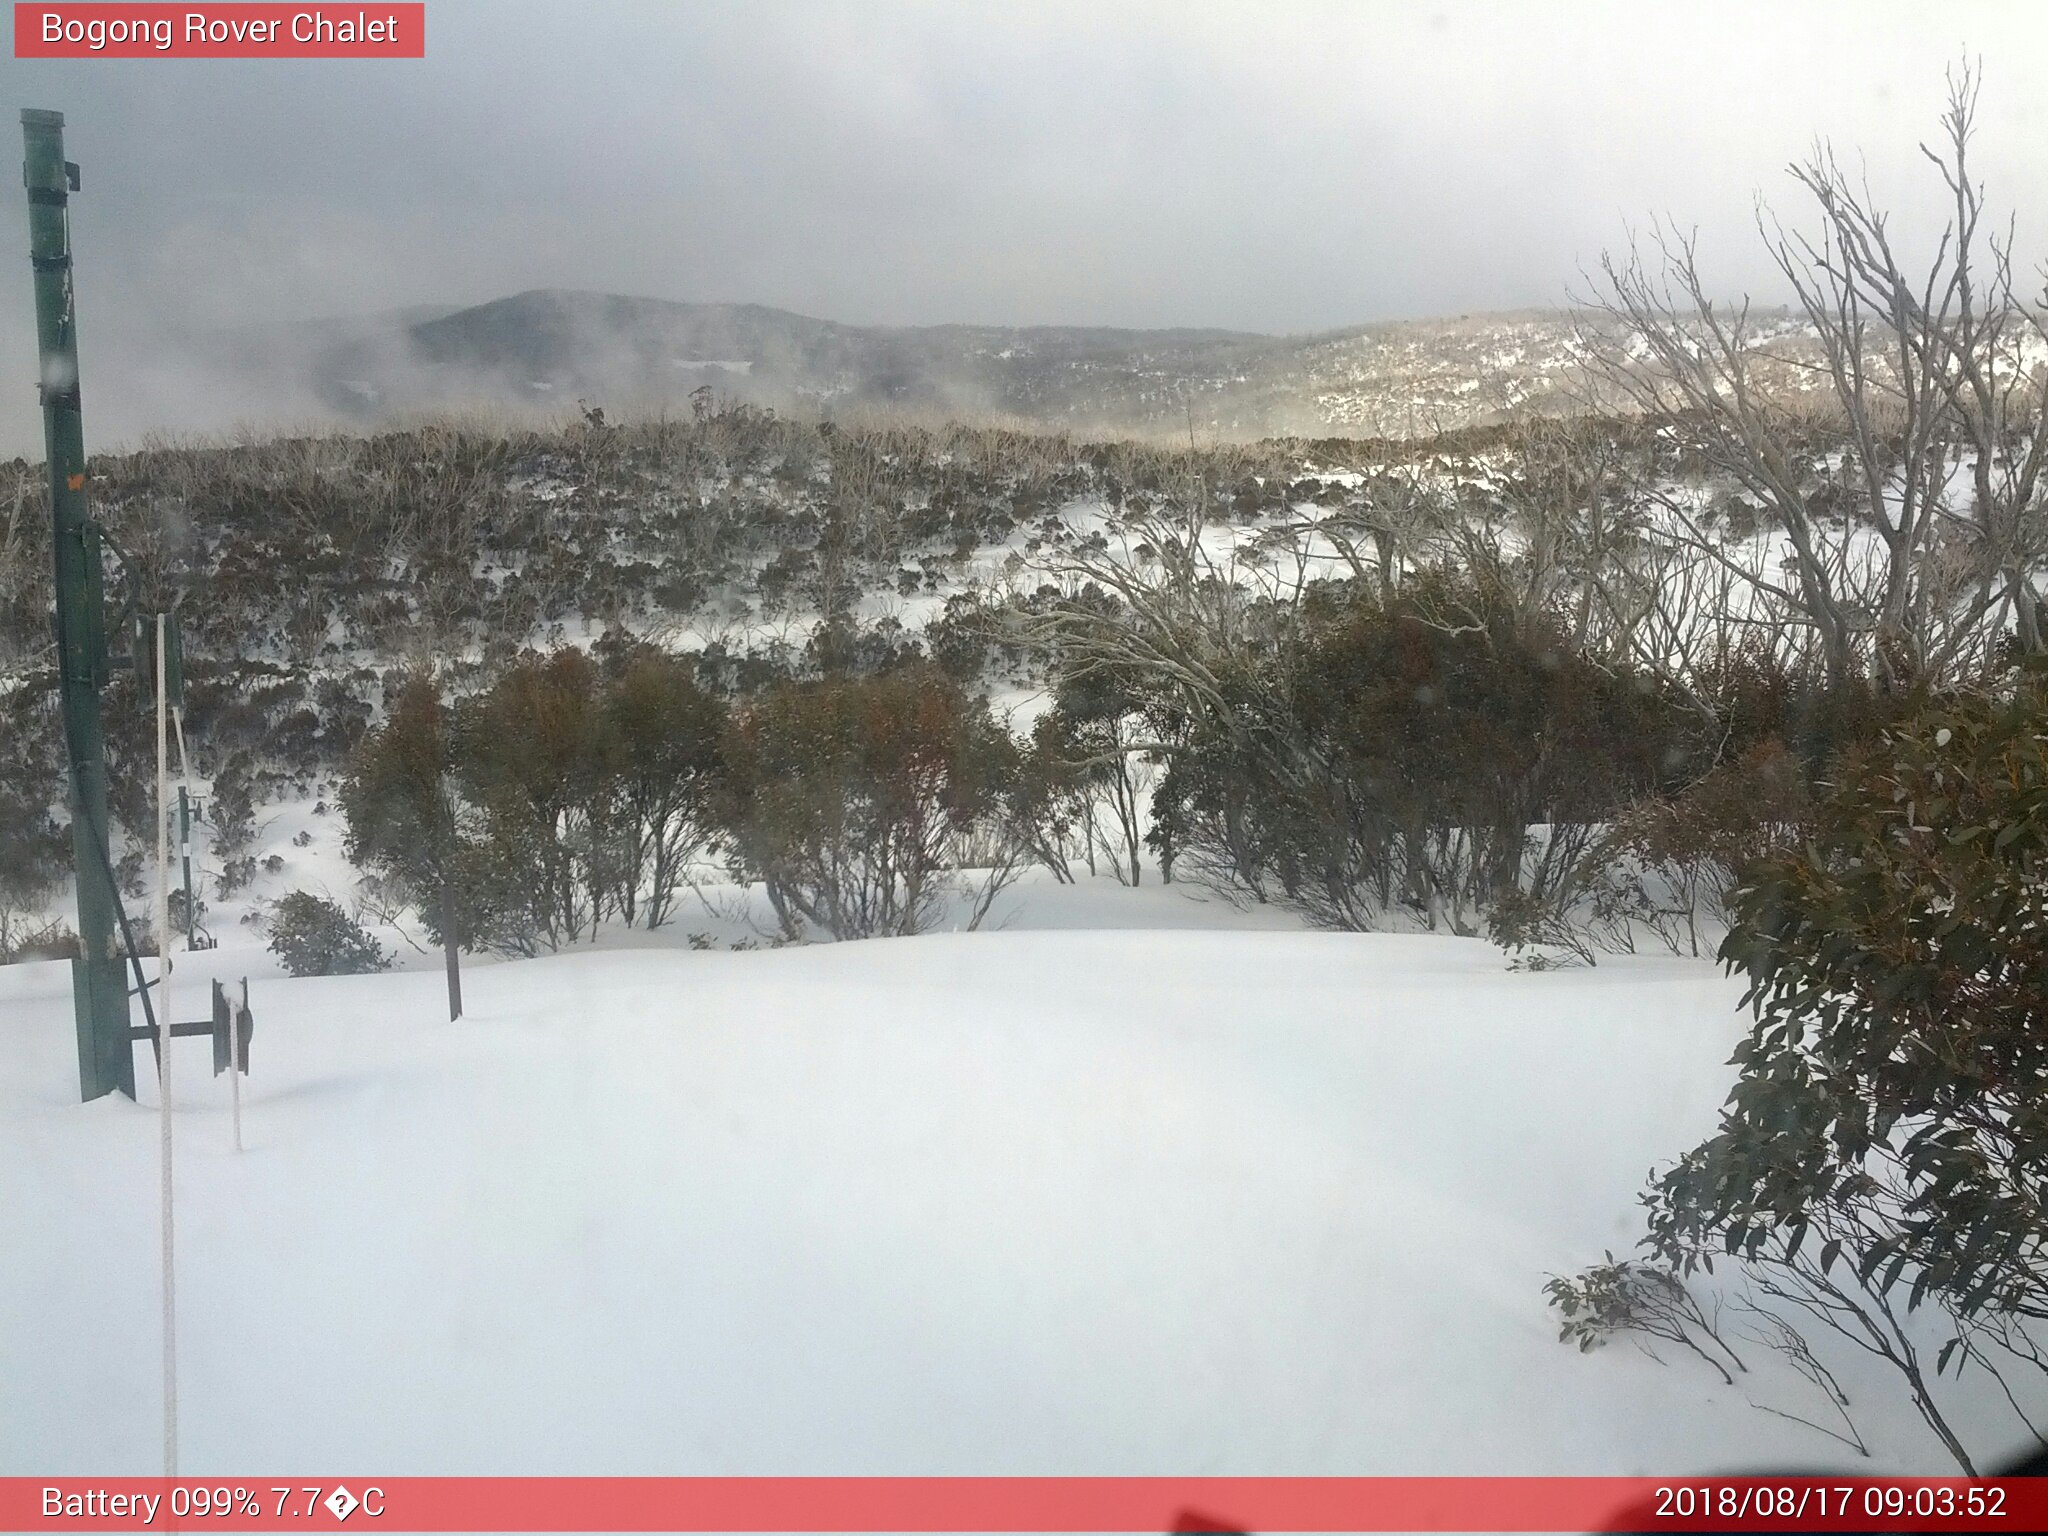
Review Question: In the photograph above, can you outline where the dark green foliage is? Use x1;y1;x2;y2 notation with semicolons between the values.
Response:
3;918;77;961
1543;1252;1746;1384
342;652;728;955
1651;659;2048;1314
596;642;727;929
339;673;493;952
803;614;923;678
1152;574;1692;931
1618;660;2048;1470
1033;663;1157;885
266;890;390;978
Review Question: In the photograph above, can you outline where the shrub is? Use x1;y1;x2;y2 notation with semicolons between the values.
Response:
266;891;390;977
1152;575;1691;932
453;648;609;948
1631;657;2048;1471
3;917;78;963
1684;659;2048;1305
719;664;1028;938
342;671;521;956
214;854;257;900
345;654;729;953
0;688;67;959
1543;1252;1745;1384
596;644;727;928
1598;742;1815;957
1034;664;1157;885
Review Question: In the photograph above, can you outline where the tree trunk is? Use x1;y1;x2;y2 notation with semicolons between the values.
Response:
441;865;463;1022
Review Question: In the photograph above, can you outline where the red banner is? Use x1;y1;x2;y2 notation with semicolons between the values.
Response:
13;5;424;58
3;1477;2044;1532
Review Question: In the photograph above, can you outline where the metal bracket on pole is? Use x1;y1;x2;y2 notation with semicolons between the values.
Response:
132;979;253;1079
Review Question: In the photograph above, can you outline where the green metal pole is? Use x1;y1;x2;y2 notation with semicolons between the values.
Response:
23;109;132;1101
178;785;193;947
439;771;462;1021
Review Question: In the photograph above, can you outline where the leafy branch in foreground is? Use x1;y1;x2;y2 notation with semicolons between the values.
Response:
1545;1252;1747;1385
1617;656;2048;1472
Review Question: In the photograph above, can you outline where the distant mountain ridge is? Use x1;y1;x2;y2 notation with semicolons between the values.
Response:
20;287;1848;458
297;287;1613;437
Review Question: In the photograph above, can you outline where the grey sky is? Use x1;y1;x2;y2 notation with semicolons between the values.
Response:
1;0;2046;446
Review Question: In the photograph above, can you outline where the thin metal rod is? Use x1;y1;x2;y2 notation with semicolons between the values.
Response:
155;611;178;1476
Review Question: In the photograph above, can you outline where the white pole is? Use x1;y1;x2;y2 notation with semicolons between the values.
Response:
155;612;178;1476
176;701;241;1152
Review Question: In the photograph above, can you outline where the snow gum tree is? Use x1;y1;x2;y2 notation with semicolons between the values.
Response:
454;648;611;949
1587;65;2048;690
339;672;499;977
718;664;1029;939
1033;663;1156;886
595;642;727;930
346;649;732;956
1636;656;2048;1469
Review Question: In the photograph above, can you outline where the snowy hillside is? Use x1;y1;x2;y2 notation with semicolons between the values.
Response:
164;291;1836;446
3;879;2039;1479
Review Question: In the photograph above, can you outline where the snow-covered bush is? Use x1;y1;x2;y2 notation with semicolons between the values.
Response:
266;891;390;978
1;917;77;964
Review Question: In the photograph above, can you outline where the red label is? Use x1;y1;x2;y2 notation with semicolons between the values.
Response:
1;1477;2043;1532
13;4;425;57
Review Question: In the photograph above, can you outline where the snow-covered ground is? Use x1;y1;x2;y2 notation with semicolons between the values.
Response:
2;878;2040;1480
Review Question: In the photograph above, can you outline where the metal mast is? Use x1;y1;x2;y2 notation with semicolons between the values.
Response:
23;108;133;1100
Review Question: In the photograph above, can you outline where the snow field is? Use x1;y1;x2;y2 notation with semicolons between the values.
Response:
8;885;2040;1480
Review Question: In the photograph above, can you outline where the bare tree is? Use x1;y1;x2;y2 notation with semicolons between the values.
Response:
1582;63;2047;688
1011;480;1311;791
0;473;49;669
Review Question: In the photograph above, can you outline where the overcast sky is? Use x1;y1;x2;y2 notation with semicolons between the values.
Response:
1;0;2046;444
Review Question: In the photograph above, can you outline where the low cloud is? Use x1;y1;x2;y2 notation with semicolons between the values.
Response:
0;0;2041;453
